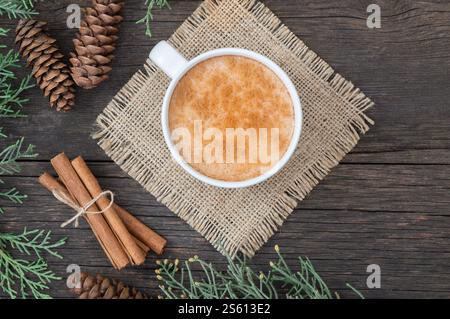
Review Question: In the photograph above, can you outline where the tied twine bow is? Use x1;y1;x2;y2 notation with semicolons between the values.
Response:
52;189;115;228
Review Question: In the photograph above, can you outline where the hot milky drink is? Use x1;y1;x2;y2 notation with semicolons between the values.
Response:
169;55;294;182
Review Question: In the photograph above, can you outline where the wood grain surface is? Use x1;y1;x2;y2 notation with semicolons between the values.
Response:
1;0;450;299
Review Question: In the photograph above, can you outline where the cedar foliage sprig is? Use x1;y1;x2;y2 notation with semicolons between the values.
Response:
137;0;170;37
0;29;37;214
0;0;38;19
0;229;66;299
0;75;34;118
0;17;64;300
0;28;8;47
0;186;27;205
0;136;37;214
0;29;35;118
0;137;36;176
155;245;364;299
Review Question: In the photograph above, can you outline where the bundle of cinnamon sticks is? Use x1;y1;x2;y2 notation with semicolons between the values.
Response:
39;153;167;270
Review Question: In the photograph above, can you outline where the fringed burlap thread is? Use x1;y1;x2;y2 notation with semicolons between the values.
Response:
93;0;374;258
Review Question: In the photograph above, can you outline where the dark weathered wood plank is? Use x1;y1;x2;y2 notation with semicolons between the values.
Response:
1;0;450;163
1;0;450;299
2;163;450;298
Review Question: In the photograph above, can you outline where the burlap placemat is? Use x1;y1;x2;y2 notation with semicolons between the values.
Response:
94;0;374;258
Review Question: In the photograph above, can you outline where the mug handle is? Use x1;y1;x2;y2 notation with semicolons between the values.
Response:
149;41;188;79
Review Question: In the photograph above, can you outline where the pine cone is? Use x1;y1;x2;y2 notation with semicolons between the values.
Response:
68;272;148;299
70;0;124;89
15;20;76;112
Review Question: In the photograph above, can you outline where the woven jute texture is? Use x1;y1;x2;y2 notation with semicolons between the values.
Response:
94;0;374;258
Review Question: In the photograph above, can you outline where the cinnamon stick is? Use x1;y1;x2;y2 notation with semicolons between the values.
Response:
39;172;71;199
132;235;151;254
38;172;113;264
71;156;146;265
114;205;167;255
39;172;166;255
50;153;130;270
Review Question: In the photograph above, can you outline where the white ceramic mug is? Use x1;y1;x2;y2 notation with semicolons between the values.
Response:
149;40;302;188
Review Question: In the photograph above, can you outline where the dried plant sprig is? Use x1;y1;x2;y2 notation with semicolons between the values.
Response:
270;245;332;299
0;229;66;299
137;0;170;37
0;0;38;19
156;246;363;299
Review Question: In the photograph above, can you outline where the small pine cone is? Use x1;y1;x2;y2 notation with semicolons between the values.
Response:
70;0;124;89
68;272;148;299
15;20;75;112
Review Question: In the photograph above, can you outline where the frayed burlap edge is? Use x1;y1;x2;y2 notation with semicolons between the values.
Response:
93;0;374;258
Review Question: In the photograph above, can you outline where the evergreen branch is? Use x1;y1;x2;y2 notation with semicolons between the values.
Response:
0;137;37;176
0;0;38;19
156;246;363;299
0;228;66;259
0;2;63;300
137;0;170;37
17;0;35;9
0;49;21;87
0;28;8;48
0;39;35;117
270;245;332;299
0;250;58;299
0;229;65;299
0;74;34;118
0;187;27;205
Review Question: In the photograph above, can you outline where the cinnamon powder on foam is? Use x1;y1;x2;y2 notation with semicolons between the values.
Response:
169;55;294;182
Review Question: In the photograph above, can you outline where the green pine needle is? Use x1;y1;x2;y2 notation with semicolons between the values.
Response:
0;187;27;206
0;127;7;138
0;136;36;213
0;28;8;48
137;0;171;37
0;137;37;176
156;246;363;299
0;31;35;118
0;0;38;19
0;74;34;118
0;49;21;85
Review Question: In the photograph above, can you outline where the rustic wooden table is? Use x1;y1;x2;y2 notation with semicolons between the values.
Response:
1;0;450;299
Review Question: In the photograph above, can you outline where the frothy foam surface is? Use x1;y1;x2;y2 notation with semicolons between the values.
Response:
169;55;294;182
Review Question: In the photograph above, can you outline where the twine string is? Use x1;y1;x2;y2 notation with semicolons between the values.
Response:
52;189;115;228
